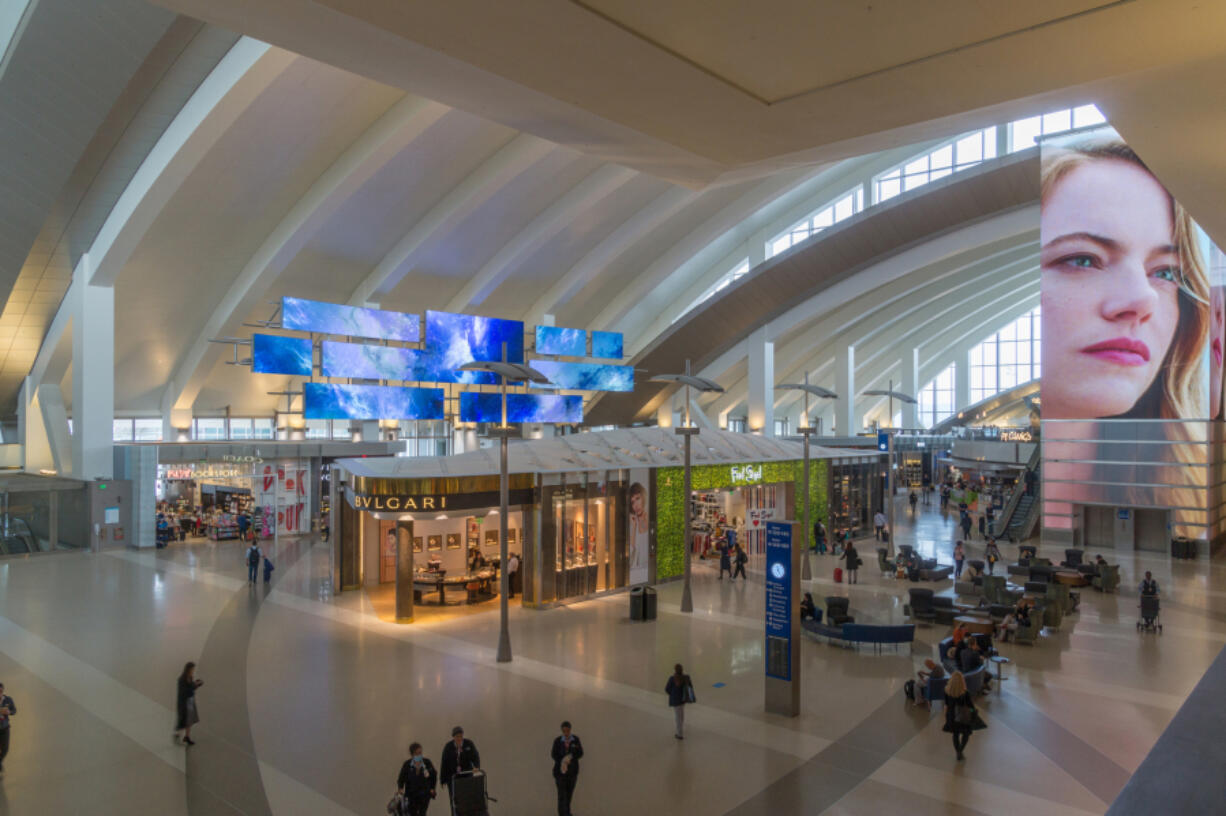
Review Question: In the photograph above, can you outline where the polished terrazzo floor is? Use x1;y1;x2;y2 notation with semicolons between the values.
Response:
0;496;1220;815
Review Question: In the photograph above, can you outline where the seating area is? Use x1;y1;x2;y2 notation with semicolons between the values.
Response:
801;618;916;652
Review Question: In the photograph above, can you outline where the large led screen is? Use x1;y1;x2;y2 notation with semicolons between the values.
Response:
282;297;420;342
252;334;312;376
425;310;524;365
459;392;583;423
591;331;623;359
320;341;496;385
535;326;586;357
303;383;444;420
531;360;633;392
1040;125;1218;540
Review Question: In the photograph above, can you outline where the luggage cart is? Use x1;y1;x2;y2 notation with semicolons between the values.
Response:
1137;594;1162;633
451;769;496;816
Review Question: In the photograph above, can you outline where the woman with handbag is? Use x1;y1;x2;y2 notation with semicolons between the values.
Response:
665;663;695;740
173;662;203;746
943;671;986;760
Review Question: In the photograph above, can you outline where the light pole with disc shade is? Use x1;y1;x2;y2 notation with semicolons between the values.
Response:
776;375;837;581
860;379;916;557
460;344;552;663
649;360;724;614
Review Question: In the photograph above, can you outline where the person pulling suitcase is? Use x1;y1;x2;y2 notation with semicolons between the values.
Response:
440;726;480;814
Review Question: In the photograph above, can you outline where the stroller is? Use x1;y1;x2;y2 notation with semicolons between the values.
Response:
1137;594;1162;633
451;769;496;815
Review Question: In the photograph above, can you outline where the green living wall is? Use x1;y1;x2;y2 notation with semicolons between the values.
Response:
656;458;829;580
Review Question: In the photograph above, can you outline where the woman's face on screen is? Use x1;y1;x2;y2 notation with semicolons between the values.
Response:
1211;286;1224;418
1041;159;1181;418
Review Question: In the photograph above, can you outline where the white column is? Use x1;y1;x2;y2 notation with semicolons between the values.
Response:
901;347;920;429
72;261;114;480
747;327;774;436
835;343;856;436
955;349;971;415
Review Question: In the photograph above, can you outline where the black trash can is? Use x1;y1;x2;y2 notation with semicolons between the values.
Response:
644;586;658;621
630;586;645;620
1171;536;1196;559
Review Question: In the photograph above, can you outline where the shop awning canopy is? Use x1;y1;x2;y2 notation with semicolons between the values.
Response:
336;427;858;480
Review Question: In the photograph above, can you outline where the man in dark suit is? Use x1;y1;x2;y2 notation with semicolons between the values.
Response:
551;721;584;816
439;726;480;811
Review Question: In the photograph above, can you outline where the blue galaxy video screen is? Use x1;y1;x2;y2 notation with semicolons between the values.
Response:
252;334;313;376
535;326;586;357
282;297;420;342
303;383;444;420
320;341;497;385
460;392;583;423
426;310;524;365
591;331;623;359
531;361;633;392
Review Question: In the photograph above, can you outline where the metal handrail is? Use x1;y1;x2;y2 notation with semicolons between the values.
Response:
992;445;1041;538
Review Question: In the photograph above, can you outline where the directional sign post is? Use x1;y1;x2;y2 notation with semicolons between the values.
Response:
764;520;801;716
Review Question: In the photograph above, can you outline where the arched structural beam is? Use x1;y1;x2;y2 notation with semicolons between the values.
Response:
585;152;1039;426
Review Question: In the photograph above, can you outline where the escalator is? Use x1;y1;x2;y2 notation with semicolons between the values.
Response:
992;445;1040;542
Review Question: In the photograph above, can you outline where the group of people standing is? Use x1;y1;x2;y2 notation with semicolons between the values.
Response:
717;540;748;580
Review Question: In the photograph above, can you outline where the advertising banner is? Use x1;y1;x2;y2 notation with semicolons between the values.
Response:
628;468;650;585
254;460;312;536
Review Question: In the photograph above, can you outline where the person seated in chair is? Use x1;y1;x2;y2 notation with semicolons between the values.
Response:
1139;571;1159;597
916;658;945;708
959;639;990;691
799;592;818;622
963;562;982;581
1095;554;1108;568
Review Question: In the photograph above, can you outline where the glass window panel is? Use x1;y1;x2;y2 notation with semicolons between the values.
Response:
855;188;865;210
833;194;854;221
903;172;927;192
969;345;983;366
931;145;953;170
1000;322;1017;342
770;235;791;257
1010;117;1041;152
1042;109;1072;134
813;207;834;228
1073;104;1106;128
877;176;901;202
133;419;162;441
930;167;952;181
970;368;985;389
955;133;983;165
982;126;997;159
1016;344;1031;366
905;157;929;177
195;418;225;440
228;419;253;439
252;419;274;439
112;420;133;441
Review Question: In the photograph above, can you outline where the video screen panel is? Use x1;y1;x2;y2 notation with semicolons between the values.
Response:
282;297;419;342
303;383;444;420
591;331;623;359
320;341;496;385
425;310;524;365
531;360;633;392
251;334;312;376
535;326;586;357
459;392;583;423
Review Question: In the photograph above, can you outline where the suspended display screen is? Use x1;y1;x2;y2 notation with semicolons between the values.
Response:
425;310;524;364
591;331;623;359
303;383;444;420
320;341;497;385
282;297;420;342
535;325;586;357
251;334;312;376
532;360;634;391
460;392;583;423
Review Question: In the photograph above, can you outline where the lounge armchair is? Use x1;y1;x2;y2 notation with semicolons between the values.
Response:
1092;564;1120;593
877;547;896;576
907;587;936;623
1041;596;1063;630
1013;616;1040;644
1028;564;1055;583
982;575;1022;606
967;559;985;575
1045;582;1074;615
954;579;981;598
922;674;948;708
932;595;958;625
825;596;855;625
1061;548;1084;568
1019;545;1038;560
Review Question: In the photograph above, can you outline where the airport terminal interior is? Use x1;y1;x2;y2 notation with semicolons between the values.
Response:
3;1;1226;814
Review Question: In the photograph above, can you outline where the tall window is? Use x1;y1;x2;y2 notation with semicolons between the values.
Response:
194;418;226;440
304;419;330;439
132;418;163;441
917;364;956;428
675;259;750;323
112;419;134;442
767;187;864;258
1008;104;1106;153
969;307;1041;403
874;128;996;203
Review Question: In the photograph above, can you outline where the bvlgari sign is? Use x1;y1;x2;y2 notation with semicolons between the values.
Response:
350;488;534;513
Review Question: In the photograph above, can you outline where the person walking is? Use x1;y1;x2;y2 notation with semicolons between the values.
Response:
977;514;987;539
551;721;584;816
909;491;918;514
953;541;966;579
0;682;15;773
960;512;973;541
732;544;748;580
840;540;860;584
245;541;262;584
943;670;986;760
718;541;732;580
439;726;480;805
873;510;887;541
397;742;437;816
665;664;694;739
984;539;1001;575
814;519;827;555
506;552;520;598
262;554;275;584
174;662;203;746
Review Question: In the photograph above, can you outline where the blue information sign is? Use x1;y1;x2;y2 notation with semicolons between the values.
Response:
765;521;792;681
878;431;890;451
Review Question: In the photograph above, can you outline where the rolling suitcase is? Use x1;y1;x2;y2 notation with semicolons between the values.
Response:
451;769;493;816
833;567;843;583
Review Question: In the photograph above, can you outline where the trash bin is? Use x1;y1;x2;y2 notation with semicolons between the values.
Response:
630;586;645;620
644;586;658;621
1171;537;1196;559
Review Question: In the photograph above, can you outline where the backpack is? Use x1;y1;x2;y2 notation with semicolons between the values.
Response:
247;548;259;566
903;679;916;703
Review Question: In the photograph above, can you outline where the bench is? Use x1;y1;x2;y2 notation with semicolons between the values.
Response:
802;619;915;652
